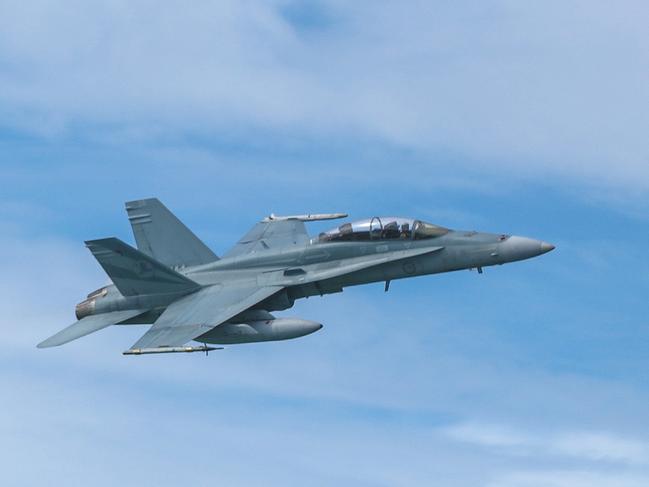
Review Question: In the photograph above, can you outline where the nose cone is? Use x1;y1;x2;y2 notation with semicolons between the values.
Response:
499;236;555;263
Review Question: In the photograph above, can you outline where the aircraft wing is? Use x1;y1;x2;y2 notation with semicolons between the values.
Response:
224;213;347;258
224;220;309;258
126;283;283;352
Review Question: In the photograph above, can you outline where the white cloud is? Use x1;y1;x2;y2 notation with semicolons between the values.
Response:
488;470;649;487
1;1;648;195
0;220;647;486
444;421;649;466
1;155;648;484
554;432;649;466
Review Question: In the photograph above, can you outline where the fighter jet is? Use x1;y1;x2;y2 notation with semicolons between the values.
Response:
38;198;555;355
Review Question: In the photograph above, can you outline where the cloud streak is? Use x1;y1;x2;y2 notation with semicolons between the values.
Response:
445;422;649;465
2;224;648;486
2;3;649;485
1;1;648;194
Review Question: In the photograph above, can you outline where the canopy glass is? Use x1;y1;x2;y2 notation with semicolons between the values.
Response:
318;217;448;242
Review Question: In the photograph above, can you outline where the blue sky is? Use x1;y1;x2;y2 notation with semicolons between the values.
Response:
1;1;648;486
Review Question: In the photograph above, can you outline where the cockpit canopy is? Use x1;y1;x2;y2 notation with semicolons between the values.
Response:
318;217;449;243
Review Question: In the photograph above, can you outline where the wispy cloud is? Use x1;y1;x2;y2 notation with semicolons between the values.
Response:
444;422;649;466
488;470;649;487
2;3;649;485
1;1;648;196
2;198;649;486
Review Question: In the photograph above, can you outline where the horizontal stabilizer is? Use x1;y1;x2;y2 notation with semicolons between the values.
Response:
85;238;200;297
126;198;218;267
37;309;147;348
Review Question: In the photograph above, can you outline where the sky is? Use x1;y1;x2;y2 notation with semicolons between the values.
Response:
1;1;648;486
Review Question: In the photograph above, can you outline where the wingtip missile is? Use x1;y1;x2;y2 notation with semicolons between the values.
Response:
123;345;223;355
263;213;348;222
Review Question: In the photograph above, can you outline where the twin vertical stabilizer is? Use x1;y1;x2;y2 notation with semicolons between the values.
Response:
125;198;219;268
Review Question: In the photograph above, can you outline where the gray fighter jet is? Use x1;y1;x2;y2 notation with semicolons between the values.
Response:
38;198;554;355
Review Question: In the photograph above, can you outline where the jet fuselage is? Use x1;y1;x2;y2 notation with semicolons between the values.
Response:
41;200;554;355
